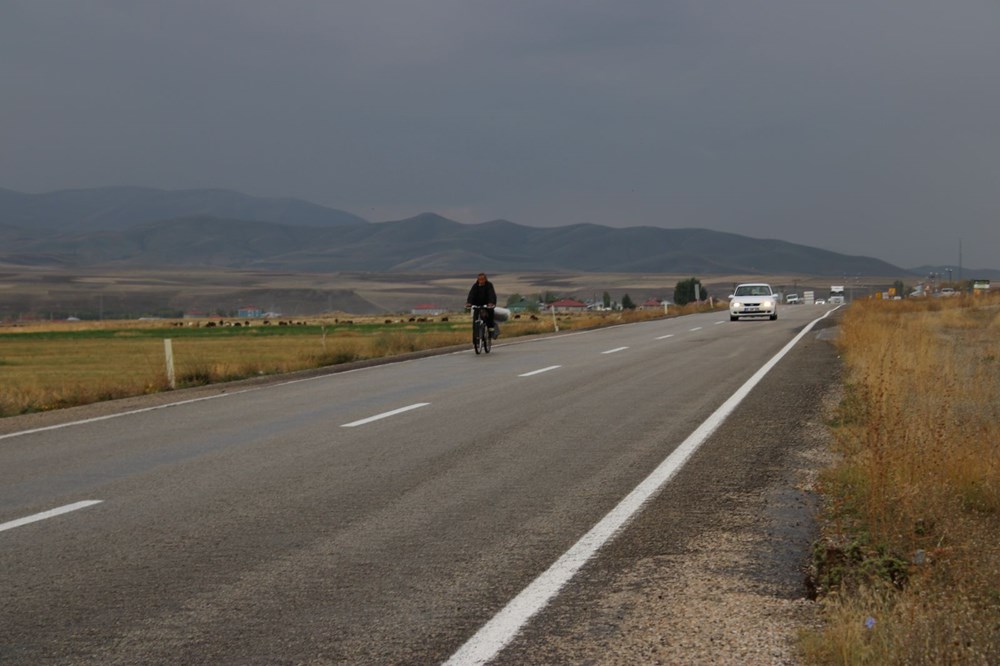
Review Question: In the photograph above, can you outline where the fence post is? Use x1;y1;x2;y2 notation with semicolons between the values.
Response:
550;305;559;332
164;338;176;389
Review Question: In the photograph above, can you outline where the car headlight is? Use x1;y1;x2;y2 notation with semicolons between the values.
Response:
731;301;742;308
763;300;773;308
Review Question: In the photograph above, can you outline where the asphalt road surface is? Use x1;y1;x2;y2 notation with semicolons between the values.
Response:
1;306;841;664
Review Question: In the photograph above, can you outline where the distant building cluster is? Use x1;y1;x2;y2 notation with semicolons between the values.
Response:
410;304;447;316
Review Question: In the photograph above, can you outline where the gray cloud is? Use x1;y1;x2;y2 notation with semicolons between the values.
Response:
2;0;998;269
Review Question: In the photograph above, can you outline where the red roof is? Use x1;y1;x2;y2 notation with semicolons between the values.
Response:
549;299;588;308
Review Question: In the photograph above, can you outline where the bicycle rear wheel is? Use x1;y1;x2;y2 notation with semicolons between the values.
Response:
483;326;491;353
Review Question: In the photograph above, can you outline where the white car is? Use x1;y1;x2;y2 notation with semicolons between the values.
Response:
729;283;778;321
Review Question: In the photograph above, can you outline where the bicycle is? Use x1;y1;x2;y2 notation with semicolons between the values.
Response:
469;305;493;355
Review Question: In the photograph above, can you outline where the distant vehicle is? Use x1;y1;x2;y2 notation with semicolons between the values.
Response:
938;287;957;297
786;293;800;304
829;285;845;305
815;298;826;305
729;283;778;321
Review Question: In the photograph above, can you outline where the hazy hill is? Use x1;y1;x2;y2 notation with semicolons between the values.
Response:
13;217;340;268
249;213;906;275
0;188;909;276
0;186;368;232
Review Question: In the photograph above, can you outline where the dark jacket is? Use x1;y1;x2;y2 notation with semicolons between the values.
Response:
467;280;497;307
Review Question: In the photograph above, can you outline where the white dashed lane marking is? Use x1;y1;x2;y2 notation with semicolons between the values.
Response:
341;403;430;428
518;366;561;377
0;501;104;533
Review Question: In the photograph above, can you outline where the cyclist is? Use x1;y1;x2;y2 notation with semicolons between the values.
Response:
466;272;500;339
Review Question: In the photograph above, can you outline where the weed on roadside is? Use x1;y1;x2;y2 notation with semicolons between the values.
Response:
802;295;1000;664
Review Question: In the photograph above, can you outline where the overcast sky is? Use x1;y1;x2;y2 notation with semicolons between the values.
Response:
3;1;999;270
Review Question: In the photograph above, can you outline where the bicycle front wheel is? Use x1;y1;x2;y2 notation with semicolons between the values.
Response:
473;322;482;354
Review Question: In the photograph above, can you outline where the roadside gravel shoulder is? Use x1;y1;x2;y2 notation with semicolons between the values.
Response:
496;318;842;664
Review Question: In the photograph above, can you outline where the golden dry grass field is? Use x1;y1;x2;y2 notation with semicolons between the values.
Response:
802;294;1000;664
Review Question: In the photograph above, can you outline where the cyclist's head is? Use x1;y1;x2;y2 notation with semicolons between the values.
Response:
477;273;487;284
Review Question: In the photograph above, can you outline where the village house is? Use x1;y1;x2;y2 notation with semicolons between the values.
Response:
639;297;671;311
548;298;589;313
238;305;264;318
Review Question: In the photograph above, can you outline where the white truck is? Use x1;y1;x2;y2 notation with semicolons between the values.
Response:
829;285;845;304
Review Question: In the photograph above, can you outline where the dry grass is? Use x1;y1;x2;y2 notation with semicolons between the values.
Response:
803;295;1000;665
0;306;691;417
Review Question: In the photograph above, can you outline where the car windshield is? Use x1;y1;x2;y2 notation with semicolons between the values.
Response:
735;286;770;297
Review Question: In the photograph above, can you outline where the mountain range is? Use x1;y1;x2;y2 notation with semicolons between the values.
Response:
0;186;924;276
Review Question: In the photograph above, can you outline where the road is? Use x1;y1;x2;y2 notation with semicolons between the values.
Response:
0;306;840;664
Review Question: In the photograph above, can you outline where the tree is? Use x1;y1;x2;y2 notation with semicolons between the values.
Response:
673;277;706;306
507;293;539;312
602;291;611;309
621;293;636;310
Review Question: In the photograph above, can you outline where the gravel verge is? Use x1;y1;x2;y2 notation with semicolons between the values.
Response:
494;319;842;665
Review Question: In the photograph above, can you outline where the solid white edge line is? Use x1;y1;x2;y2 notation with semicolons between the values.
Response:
600;347;629;355
444;311;833;666
0;500;104;533
341;402;430;428
518;366;562;378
